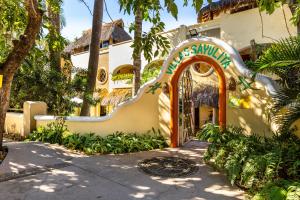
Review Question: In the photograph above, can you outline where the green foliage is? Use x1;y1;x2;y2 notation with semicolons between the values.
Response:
252;180;300;200
254;36;300;131
28;120;168;155
111;73;134;82
1;0;75;115
197;124;300;199
28;118;67;145
119;0;205;63
0;0;27;63
9;47;79;115
140;22;171;62
141;65;161;84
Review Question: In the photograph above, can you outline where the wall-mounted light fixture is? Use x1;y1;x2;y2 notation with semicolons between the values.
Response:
188;29;199;38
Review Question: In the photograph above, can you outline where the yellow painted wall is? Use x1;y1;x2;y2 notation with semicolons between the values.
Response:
189;5;296;51
35;39;283;144
5;101;47;136
36;90;160;137
96;50;110;90
5;113;24;136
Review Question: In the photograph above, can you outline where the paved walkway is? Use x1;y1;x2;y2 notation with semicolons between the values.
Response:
0;140;244;200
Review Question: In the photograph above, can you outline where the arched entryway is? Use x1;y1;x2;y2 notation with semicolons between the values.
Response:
169;55;227;147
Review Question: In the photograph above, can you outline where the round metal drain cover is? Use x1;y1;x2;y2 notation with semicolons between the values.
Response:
138;156;199;177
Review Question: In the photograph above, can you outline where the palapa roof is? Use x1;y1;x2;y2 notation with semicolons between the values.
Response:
198;0;257;23
193;85;219;108
65;19;132;54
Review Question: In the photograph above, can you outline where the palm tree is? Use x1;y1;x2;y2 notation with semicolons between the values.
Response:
118;0;143;95
47;0;63;72
80;0;103;116
254;36;300;131
118;0;203;95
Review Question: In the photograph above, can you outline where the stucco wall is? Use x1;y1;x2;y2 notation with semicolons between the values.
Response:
219;5;296;50
5;101;47;136
36;90;160;137
5;113;24;136
109;41;149;72
36;38;282;146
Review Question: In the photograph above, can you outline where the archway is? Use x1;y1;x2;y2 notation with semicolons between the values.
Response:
169;55;227;147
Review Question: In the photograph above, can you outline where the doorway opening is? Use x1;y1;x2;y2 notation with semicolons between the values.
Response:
170;55;226;147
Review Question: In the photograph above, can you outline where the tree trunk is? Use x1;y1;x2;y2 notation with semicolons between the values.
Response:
0;0;43;150
133;8;143;95
80;0;103;116
48;4;62;72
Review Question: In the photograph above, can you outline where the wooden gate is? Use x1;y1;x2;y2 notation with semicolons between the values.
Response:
179;68;194;145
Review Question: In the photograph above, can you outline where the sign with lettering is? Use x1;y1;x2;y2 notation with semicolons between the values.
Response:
166;43;231;75
0;75;3;89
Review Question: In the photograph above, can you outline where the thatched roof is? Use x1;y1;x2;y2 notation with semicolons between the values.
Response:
193;85;219;108
101;88;132;106
198;0;257;23
65;19;132;54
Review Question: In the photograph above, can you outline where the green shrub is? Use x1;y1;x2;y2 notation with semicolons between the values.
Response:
28;120;168;155
252;180;300;200
111;73;134;82
27;118;67;145
197;123;300;199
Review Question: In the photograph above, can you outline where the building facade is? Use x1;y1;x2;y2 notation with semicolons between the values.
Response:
66;1;296;118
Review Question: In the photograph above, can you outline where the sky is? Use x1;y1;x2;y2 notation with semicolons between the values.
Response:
61;0;202;41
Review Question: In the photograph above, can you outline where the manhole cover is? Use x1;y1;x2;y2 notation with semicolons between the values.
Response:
138;156;199;177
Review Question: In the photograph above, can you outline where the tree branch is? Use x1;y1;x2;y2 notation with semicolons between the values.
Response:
1;0;43;75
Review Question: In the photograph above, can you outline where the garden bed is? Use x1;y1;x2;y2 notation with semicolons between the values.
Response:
197;124;300;200
27;119;168;155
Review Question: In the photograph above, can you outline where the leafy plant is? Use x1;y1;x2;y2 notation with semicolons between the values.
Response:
28;118;67;145
28;120;168;155
141;65;161;85
253;36;300;131
111;73;134;82
197;123;300;199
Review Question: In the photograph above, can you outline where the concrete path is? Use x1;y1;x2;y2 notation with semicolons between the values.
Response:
0;140;245;200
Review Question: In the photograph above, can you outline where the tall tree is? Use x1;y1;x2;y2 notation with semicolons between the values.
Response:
47;0;63;72
119;0;203;95
132;7;143;94
0;0;43;150
80;0;104;116
118;0;170;95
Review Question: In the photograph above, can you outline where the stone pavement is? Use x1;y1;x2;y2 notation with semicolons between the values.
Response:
0;140;245;200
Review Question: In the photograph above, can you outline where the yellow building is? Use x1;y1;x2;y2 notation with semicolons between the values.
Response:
44;1;298;145
65;19;132;116
66;1;295;117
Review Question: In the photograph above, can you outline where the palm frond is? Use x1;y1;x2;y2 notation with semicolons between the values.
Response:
255;37;300;74
254;36;300;132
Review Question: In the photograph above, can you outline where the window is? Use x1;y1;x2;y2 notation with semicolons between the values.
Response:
100;41;109;48
97;68;108;84
100;106;107;116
